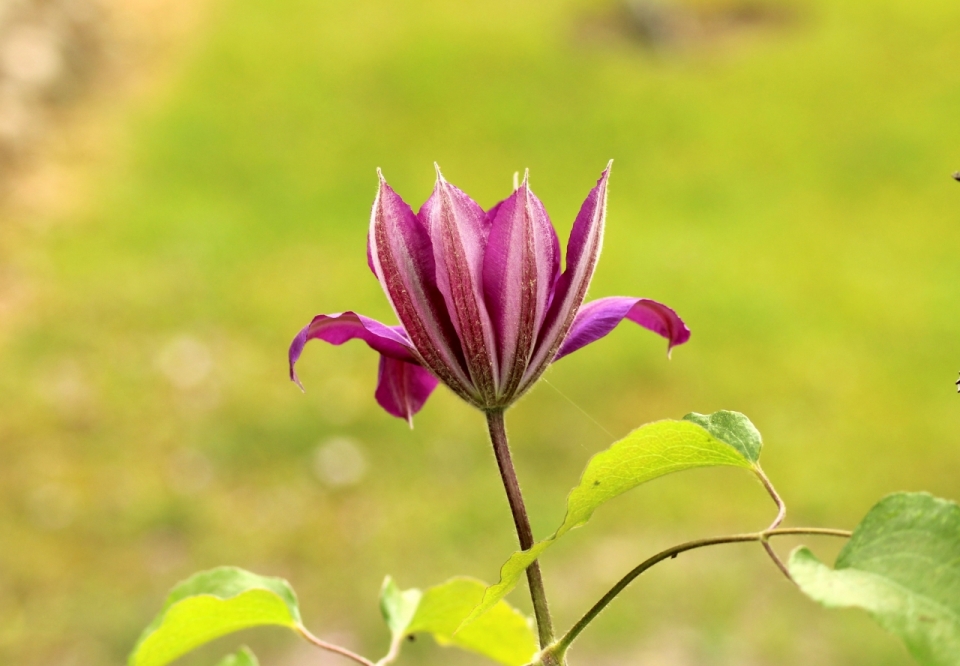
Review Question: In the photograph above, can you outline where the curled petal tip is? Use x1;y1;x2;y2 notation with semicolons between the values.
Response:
376;167;385;184
552;296;690;364
290;369;306;392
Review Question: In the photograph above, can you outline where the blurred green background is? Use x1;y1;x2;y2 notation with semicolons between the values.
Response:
1;0;958;664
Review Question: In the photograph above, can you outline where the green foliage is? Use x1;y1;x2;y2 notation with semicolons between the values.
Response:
129;567;301;666
379;576;422;643
381;577;539;666
461;415;761;629
214;647;259;666
790;493;960;666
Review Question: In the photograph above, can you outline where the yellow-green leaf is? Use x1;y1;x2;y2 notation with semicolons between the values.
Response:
407;578;538;666
130;567;302;666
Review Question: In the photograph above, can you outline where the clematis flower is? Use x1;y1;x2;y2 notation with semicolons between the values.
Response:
289;163;690;424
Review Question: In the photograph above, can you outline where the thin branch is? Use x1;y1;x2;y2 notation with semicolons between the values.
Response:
548;527;851;659
297;627;375;666
767;527;852;537
486;409;555;647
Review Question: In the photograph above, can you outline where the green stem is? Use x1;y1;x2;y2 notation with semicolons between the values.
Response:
548;527;851;660
486;409;555;648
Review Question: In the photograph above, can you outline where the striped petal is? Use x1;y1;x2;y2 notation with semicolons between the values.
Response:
369;171;478;404
482;173;560;399
554;296;691;362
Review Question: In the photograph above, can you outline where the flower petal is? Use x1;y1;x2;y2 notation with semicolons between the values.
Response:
369;171;478;404
288;311;417;389
374;355;439;424
419;166;499;402
482;173;560;398
554;296;691;362
521;163;612;390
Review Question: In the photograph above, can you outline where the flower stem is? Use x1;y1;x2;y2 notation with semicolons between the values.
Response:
548;527;851;660
486;409;555;648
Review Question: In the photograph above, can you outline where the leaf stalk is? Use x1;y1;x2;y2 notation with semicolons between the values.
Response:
298;626;375;666
754;465;792;579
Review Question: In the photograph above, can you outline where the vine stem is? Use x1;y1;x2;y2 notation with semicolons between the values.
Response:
297;627;375;666
547;527;852;660
486;409;555;648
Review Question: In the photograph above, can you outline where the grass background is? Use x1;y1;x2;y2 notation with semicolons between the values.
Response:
1;0;958;663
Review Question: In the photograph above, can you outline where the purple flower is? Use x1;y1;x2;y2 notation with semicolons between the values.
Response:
289;163;690;424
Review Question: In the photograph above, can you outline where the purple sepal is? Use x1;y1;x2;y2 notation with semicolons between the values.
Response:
292;163;692;417
370;172;476;401
521;164;612;389
375;355;439;425
554;296;691;361
482;176;560;396
289;311;417;389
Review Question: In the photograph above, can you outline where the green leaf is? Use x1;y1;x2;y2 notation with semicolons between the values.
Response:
214;647;260;666
682;410;762;463
790;492;960;666
130;567;303;666
379;576;422;641
406;577;538;666
462;415;761;629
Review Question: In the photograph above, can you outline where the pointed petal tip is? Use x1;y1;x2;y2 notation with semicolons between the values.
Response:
666;330;690;359
551;297;690;366
375;355;439;423
433;162;445;182
376;167;385;184
596;160;613;184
